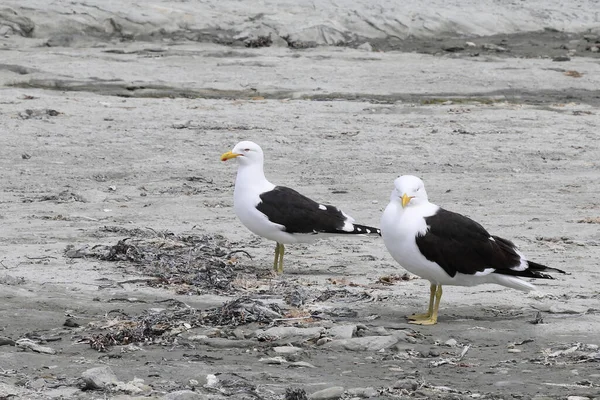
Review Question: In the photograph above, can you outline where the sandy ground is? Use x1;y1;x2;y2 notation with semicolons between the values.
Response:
1;7;600;400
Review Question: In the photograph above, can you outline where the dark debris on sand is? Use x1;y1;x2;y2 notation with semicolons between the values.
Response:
81;297;285;351
65;227;258;295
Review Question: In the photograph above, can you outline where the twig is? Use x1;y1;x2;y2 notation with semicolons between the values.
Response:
227;250;253;260
25;256;57;260
272;316;312;322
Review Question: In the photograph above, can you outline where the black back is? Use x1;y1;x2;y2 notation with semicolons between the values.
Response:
415;208;523;277
256;186;349;234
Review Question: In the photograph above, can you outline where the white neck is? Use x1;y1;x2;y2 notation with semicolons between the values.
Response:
235;162;275;195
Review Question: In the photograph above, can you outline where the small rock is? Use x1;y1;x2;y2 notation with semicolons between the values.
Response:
392;379;418;391
371;326;390;336
482;43;507;52
81;366;119;390
289;361;317;368
310;386;344;400
172;120;192;129
257;326;324;342
444;46;464;52
552;56;571;62
63;318;80;327
465;41;476;47
259;356;286;364
589;46;599;53
16;339;55;354
29;378;46;389
273;346;303;354
163;390;208;400
444;338;458;347
21;153;31;160
232;328;245;340
567;397;590;400
357;42;372;52
507;348;522;353
323;335;398;351
43;387;81;398
329;325;356;339
346;387;378;398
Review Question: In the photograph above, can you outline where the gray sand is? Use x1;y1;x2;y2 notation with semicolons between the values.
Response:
1;2;600;400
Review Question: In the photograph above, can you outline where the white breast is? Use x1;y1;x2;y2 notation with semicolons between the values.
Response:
381;201;452;284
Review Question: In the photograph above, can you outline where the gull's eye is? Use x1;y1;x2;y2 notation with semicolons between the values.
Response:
244;148;250;152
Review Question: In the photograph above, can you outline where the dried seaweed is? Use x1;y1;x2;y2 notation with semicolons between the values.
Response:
65;229;255;294
201;296;283;327
82;297;284;351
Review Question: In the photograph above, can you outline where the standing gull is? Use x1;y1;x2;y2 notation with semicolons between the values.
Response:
380;175;565;325
221;141;380;273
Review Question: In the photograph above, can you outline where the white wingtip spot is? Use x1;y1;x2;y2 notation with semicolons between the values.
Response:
319;204;327;210
366;229;371;233
357;227;362;232
489;237;495;242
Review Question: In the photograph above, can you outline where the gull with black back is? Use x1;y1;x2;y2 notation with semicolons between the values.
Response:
380;175;566;325
222;141;381;273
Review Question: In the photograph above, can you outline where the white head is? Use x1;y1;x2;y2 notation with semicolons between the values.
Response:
221;141;264;166
390;175;429;208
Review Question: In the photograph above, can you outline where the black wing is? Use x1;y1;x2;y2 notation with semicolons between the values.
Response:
256;186;350;234
415;208;523;277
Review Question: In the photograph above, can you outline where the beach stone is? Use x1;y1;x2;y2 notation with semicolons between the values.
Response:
392;379;418;391
44;387;81;398
347;387;378;398
81;366;119;390
29;378;46;389
357;42;373;51
329;325;357;339
257;326;324;341
323;335;398;351
310;386;344;400
567;397;590;400
273;346;303;354
444;338;458;347
163;390;209;400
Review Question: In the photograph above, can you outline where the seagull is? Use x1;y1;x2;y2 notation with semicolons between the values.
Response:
380;175;565;325
221;141;381;273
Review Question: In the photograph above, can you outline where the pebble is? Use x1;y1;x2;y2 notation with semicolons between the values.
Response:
329;325;357;339
444;338;458;347
371;326;390;336
256;326;324;341
310;386;345;400
273;345;303;354
507;348;522;353
346;387;378;398
16;338;56;354
323;335;398;351
567;397;590;400
482;43;507;52
392;379;418;391
163;390;209;400
29;378;46;389
81;366;120;390
357;42;373;52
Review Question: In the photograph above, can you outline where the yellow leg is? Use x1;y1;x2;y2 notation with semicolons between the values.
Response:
410;285;442;325
407;283;436;321
276;243;285;274
273;243;280;271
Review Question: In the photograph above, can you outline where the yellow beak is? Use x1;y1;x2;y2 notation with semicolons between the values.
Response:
221;151;241;161
401;193;413;208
